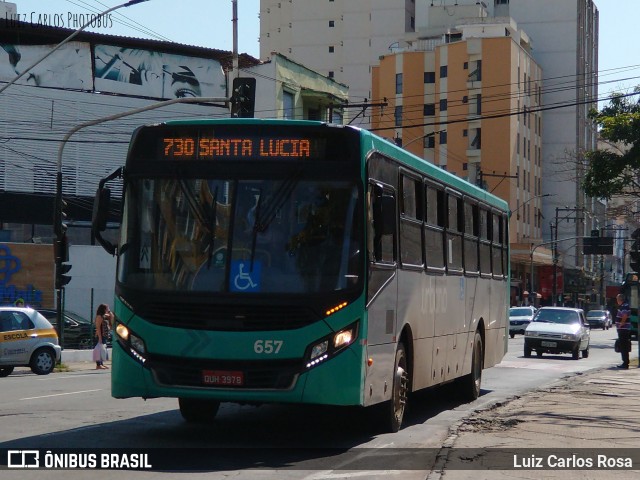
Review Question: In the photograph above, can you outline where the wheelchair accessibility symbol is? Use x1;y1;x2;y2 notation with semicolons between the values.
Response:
230;261;262;292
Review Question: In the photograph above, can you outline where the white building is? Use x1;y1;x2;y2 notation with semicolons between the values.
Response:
259;0;415;128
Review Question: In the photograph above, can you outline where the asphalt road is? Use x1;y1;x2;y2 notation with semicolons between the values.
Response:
0;327;621;479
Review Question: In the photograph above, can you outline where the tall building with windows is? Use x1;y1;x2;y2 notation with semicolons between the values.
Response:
415;0;600;304
372;14;545;305
259;0;416;127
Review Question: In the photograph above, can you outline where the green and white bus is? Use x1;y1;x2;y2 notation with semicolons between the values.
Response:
92;119;509;432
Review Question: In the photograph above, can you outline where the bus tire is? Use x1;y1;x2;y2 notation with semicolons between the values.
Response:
382;342;409;433
179;398;220;423
457;331;483;401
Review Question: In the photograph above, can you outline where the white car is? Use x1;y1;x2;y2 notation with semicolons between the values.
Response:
524;307;590;360
509;306;536;338
0;307;62;376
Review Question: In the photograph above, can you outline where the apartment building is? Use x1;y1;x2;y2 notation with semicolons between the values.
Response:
414;0;600;302
372;15;545;305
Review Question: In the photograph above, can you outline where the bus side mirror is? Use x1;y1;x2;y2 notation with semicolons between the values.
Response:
91;168;121;256
93;187;111;232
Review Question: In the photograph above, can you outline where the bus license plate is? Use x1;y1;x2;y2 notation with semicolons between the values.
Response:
203;370;244;386
541;341;557;348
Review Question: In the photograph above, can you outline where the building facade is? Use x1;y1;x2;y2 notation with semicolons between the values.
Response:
372;15;547;305
259;0;416;128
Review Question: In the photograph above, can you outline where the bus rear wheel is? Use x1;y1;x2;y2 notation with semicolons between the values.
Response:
383;342;409;433
456;331;483;401
178;398;220;423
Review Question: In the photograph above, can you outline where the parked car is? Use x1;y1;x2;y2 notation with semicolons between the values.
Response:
509;306;536;338
524;307;590;360
0;307;62;376
38;309;94;349
585;309;612;330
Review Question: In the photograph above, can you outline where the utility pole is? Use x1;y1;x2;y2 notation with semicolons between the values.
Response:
553;207;586;306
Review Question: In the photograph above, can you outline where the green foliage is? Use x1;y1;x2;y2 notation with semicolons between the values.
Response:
583;89;640;199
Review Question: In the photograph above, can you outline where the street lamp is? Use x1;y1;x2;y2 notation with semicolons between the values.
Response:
511;193;552;221
552;207;587;306
0;0;149;96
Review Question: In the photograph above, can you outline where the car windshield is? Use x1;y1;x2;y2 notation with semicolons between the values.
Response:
533;310;581;325
510;308;533;316
64;311;91;324
586;311;606;318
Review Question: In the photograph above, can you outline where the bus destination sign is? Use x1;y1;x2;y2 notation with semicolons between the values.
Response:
162;136;322;160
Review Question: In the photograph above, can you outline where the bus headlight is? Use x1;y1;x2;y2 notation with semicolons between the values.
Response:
115;322;147;364
305;321;359;370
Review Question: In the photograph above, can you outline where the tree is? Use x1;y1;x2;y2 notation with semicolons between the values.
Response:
583;88;640;200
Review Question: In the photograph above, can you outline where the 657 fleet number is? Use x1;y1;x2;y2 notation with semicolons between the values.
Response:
254;340;283;354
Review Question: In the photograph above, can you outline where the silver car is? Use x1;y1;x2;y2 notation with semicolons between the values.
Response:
509;306;536;338
0;307;62;376
585;309;612;330
524;307;590;360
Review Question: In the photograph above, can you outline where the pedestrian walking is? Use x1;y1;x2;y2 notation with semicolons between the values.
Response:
615;293;632;369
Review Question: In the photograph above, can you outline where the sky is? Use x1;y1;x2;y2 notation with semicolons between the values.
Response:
8;0;640;99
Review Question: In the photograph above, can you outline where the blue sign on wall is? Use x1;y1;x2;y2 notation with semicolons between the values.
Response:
0;244;43;306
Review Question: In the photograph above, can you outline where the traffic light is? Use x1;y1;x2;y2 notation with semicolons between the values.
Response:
630;240;640;273
55;263;72;289
230;77;256;118
54;195;68;237
54;233;72;289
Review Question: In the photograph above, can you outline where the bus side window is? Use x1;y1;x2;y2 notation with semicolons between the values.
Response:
371;185;396;264
463;201;479;275
424;183;445;271
400;173;423;267
479;207;491;277
491;212;503;278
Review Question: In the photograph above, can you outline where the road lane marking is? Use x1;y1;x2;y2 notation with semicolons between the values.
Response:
20;389;102;400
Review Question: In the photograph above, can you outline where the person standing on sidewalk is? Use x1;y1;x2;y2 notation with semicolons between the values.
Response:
93;304;111;370
615;293;631;369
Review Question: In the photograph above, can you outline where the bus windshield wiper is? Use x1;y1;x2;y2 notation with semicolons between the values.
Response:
258;168;302;232
206;186;219;270
247;169;302;271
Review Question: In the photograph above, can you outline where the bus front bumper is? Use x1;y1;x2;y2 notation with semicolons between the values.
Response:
111;339;364;406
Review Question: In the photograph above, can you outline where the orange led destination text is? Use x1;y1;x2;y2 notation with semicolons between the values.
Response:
164;137;311;158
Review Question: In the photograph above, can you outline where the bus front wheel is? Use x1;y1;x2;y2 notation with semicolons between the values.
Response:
382;342;409;433
178;398;220;423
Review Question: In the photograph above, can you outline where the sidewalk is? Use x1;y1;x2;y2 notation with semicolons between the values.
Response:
432;356;640;479
57;347;112;371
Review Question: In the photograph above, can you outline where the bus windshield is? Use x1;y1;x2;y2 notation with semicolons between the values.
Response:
117;174;362;295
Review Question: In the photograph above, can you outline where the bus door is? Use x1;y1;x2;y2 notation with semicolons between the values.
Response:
364;181;398;405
